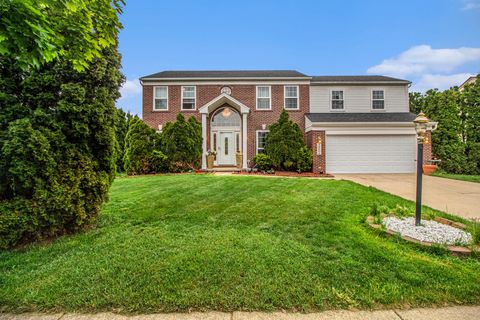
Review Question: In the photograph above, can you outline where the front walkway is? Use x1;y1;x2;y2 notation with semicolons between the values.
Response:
2;306;479;320
337;174;480;219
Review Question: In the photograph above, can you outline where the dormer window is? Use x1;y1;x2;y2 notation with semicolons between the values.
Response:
372;90;385;110
331;90;344;110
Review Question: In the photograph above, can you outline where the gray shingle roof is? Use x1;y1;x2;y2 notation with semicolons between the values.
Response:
311;75;410;83
306;112;417;123
141;70;309;80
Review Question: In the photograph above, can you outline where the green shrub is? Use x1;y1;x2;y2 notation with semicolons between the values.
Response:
149;150;169;173
114;108;133;172
264;110;312;172
253;153;273;171
161;114;202;171
0;45;123;249
296;146;313;172
123;117;161;175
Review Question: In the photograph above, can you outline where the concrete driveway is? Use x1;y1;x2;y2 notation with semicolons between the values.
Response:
337;174;480;220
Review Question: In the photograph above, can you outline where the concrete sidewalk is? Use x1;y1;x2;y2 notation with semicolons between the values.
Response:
2;306;480;320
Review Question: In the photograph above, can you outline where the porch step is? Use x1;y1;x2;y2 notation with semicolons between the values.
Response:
206;166;241;172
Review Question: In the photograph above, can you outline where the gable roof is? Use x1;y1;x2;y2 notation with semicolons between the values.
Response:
311;75;410;84
140;70;310;80
306;112;417;123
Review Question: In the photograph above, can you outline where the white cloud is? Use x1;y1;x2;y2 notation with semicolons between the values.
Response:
119;78;142;99
411;73;475;92
367;45;480;77
462;0;480;10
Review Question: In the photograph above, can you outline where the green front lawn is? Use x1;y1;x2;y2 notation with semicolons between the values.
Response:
1;175;479;313
432;172;480;183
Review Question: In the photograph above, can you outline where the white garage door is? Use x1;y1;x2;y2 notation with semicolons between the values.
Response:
326;135;416;173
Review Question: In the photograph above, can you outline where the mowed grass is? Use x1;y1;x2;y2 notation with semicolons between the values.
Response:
432;172;480;183
1;174;480;313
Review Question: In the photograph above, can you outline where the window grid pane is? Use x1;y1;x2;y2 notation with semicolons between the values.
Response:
182;98;195;109
372;100;385;110
257;131;269;153
285;86;298;98
332;100;344;110
372;90;384;100
285;97;298;109
257;97;270;109
155;86;167;98
257;86;270;98
155;99;167;110
332;90;343;100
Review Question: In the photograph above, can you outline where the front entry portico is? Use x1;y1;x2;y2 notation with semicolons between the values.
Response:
199;93;250;170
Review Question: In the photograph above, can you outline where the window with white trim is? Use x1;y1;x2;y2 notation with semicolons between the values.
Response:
331;90;344;110
256;130;269;154
372;90;385;110
256;86;271;110
182;86;196;110
284;86;299;109
154;86;168;110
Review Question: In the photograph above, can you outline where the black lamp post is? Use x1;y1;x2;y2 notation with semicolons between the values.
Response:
413;112;430;226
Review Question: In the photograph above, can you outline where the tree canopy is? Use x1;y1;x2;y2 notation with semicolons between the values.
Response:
409;76;480;174
0;0;124;71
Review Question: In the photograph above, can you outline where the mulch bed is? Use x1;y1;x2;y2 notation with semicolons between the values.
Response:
234;171;334;178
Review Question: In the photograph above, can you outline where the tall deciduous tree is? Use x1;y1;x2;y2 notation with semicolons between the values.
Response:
409;76;480;174
0;0;124;71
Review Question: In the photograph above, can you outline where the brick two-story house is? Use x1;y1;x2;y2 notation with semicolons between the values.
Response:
140;70;431;174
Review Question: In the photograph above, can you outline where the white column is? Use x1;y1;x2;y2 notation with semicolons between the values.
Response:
201;113;207;170
242;113;248;169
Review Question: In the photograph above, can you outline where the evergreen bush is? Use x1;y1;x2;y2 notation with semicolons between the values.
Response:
161;114;202;171
123;117;161;175
264;110;312;171
0;45;123;249
253;153;273;171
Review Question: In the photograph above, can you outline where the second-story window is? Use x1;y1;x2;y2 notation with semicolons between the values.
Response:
372;90;385;110
154;86;168;110
284;86;299;109
182;86;196;110
331;90;344;110
256;86;271;110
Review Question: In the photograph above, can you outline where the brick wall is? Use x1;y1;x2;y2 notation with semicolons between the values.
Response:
306;131;326;174
423;131;432;162
143;84;310;163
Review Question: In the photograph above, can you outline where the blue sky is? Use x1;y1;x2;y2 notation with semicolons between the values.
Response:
117;0;480;115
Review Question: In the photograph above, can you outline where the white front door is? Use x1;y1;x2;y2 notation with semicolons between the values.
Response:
217;132;235;165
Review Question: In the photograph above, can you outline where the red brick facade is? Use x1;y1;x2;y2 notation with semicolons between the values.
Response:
306;131;326;174
142;84;309;164
423;131;433;162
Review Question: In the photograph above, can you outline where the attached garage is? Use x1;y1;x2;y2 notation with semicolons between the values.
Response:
326;134;416;173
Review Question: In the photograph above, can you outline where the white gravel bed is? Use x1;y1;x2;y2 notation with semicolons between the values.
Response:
383;216;472;245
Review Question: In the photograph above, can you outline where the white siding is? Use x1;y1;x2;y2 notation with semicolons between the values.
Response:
310;85;409;113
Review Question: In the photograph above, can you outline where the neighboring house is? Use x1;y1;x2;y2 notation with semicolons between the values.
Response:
140;70;431;174
459;76;477;91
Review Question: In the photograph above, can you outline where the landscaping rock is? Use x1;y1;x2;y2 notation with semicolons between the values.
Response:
383;217;472;245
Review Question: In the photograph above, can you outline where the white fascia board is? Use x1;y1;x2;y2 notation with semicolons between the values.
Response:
141;80;311;86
